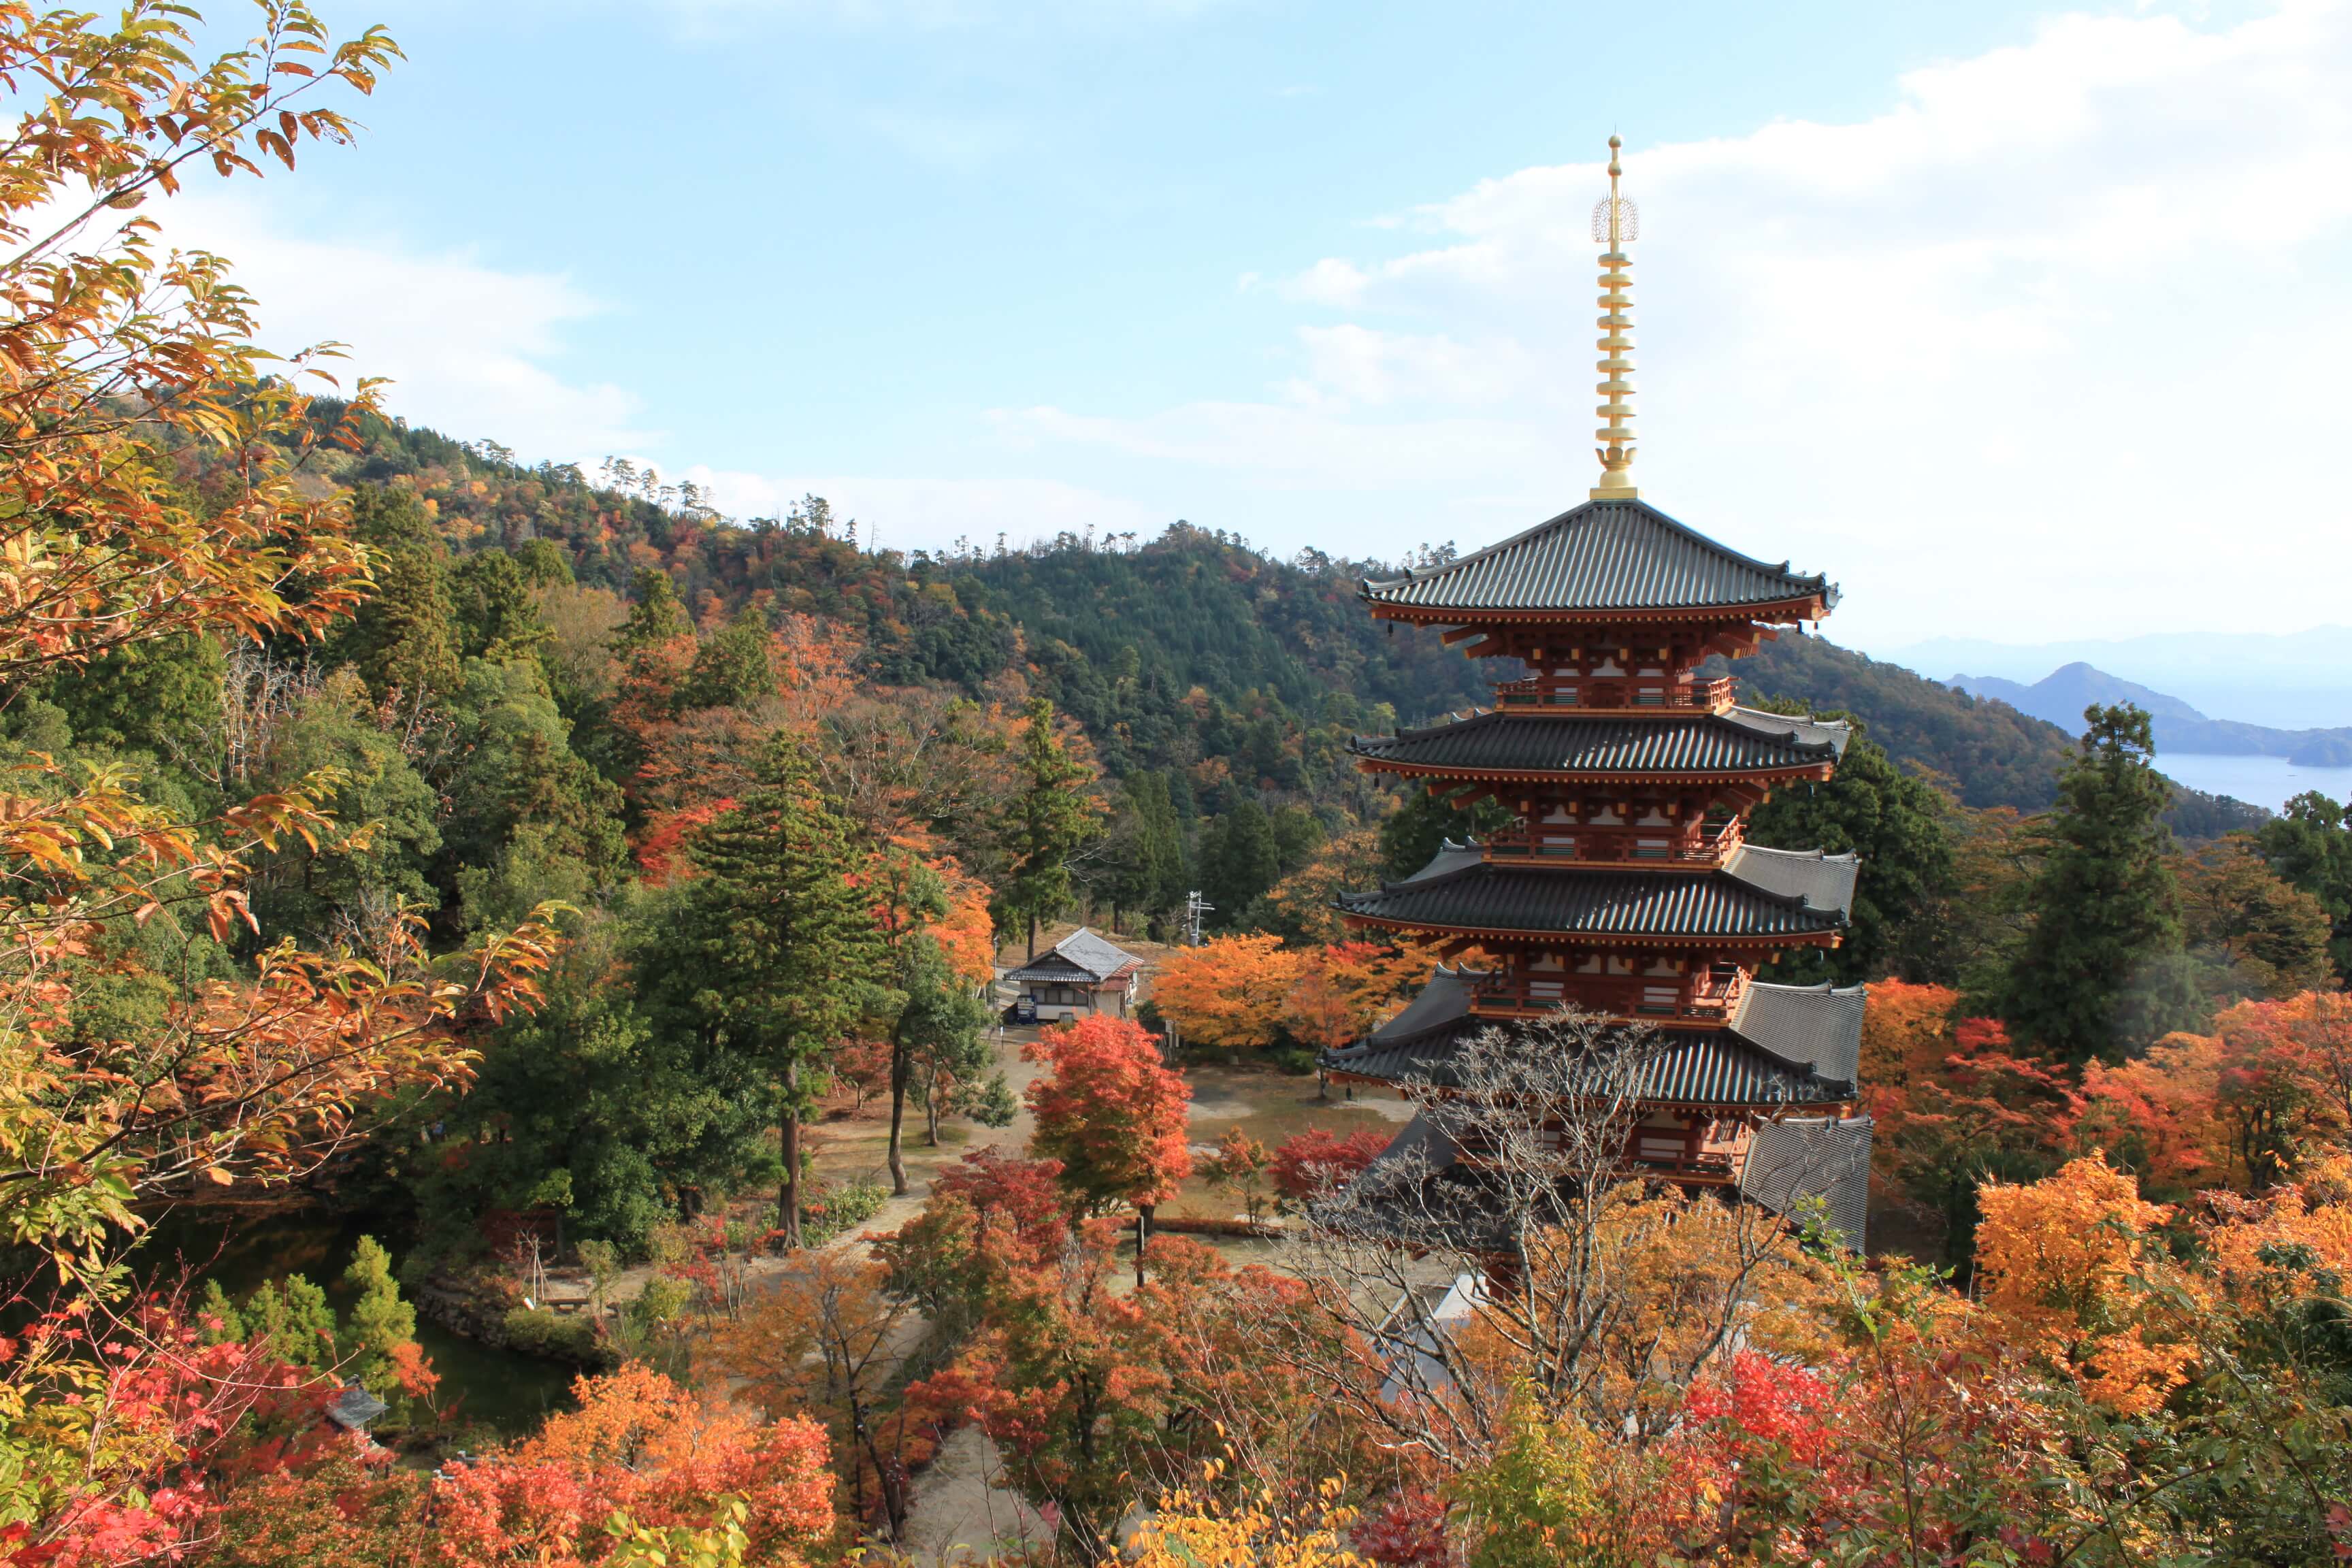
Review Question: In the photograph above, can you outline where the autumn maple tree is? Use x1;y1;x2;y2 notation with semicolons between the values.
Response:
1024;1015;1192;1271
1152;932;1307;1051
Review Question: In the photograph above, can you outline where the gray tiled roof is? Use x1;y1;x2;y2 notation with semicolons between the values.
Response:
1337;846;1855;941
1321;1007;1853;1107
1319;1106;1872;1252
1352;707;1850;777
1741;1115;1874;1247
1733;981;1867;1086
1360;500;1836;617
1004;926;1141;983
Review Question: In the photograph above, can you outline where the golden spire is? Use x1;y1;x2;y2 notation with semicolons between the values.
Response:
1590;134;1639;501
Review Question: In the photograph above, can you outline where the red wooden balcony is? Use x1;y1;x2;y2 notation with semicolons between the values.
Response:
1492;673;1735;714
1484;820;1744;868
1468;967;1747;1024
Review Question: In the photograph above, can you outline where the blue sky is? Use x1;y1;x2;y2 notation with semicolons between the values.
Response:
164;0;2351;655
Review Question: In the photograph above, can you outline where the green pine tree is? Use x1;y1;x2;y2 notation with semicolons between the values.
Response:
1995;704;2183;1064
328;485;461;715
640;732;889;1246
340;1235;417;1399
614;567;691;654
1103;770;1187;936
448;549;553;660
1744;714;1955;985
239;1273;340;1372
2254;791;2352;981
1197;800;1280;926
682;612;772;710
996;698;1098;958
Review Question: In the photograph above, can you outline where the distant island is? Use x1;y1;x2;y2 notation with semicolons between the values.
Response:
1946;662;2352;768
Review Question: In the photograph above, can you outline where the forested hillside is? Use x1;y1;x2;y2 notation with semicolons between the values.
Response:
316;407;2205;817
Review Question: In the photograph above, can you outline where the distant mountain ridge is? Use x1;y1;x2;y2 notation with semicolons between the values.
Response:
1946;662;2352;766
1887;627;2352;730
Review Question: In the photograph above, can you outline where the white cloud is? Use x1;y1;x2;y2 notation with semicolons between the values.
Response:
155;191;653;461
1012;0;2352;646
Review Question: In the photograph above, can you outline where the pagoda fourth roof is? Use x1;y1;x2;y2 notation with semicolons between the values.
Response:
1360;498;1835;617
1319;972;1861;1107
1336;843;1857;941
1351;707;1850;777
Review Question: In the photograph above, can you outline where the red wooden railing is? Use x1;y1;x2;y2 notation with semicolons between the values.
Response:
1492;673;1735;713
1484;821;1743;867
1468;968;1746;1023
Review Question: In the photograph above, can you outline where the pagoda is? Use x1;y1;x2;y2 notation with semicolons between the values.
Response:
1323;138;1872;1244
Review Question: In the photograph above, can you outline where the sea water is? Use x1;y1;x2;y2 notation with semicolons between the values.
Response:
2156;753;2352;814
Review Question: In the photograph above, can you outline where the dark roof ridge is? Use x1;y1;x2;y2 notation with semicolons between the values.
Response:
1358;497;1835;612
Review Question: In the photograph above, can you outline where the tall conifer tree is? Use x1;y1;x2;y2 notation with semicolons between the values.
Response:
1997;704;2181;1064
997;698;1098;958
644;733;888;1245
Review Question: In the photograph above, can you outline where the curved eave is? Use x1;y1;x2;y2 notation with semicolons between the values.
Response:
1319;1066;1859;1111
1360;592;1833;629
1351;754;1838;787
1333;906;1845;949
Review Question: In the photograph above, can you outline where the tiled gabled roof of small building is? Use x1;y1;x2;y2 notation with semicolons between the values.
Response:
1350;707;1850;777
1360;499;1836;617
1336;852;1853;941
1004;927;1141;983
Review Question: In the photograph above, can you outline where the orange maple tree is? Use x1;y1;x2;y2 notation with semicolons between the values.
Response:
1024;1015;1192;1260
432;1365;836;1565
1974;1153;2197;1416
1152;933;1306;1051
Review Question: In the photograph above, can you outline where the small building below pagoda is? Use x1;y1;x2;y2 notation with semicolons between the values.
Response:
1002;928;1144;1024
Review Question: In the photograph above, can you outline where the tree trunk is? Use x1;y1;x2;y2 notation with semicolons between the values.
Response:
1026;911;1038;962
780;1058;804;1250
886;1030;911;1195
924;1075;943;1146
1135;1203;1153;1288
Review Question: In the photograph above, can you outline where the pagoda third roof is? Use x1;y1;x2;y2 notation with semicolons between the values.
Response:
1352;706;1850;776
1337;848;1855;940
1360;498;1835;617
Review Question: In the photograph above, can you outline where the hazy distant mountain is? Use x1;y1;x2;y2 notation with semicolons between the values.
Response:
1943;662;2352;766
1884;627;2352;730
1948;663;2204;733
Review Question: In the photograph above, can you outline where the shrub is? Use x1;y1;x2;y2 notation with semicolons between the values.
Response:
500;1307;610;1367
802;1179;889;1245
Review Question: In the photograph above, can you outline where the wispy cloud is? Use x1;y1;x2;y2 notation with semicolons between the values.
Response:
1008;0;2352;644
159;191;653;461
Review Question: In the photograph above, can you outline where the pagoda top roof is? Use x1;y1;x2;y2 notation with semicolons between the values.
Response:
1351;706;1850;780
1337;843;1857;944
1360;498;1836;622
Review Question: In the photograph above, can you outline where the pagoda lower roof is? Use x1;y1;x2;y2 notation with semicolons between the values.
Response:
1318;1107;1872;1252
1357;498;1837;623
1338;843;1857;943
1351;706;1850;781
1320;968;1863;1106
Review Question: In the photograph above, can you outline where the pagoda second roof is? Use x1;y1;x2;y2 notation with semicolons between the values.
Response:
1337;844;1856;942
1352;706;1850;778
1360;498;1836;621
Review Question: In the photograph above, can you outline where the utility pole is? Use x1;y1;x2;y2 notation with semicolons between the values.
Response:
1181;890;1214;947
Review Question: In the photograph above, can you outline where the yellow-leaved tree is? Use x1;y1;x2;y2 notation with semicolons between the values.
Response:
0;1;566;1552
1974;1153;2196;1416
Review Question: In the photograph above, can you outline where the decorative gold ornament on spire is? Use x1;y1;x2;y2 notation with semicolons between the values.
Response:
1590;134;1639;500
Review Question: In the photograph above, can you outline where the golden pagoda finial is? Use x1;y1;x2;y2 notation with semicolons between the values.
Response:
1590;134;1639;501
